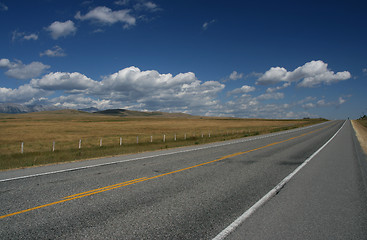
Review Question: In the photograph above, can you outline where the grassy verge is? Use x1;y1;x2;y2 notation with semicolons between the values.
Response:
357;119;367;128
0;111;327;170
353;119;367;155
0;132;262;170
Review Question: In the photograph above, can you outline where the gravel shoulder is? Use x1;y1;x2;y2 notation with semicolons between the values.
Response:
351;120;367;155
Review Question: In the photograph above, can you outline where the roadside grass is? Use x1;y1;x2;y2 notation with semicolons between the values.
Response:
353;118;367;155
0;132;261;170
0;110;327;170
357;119;367;128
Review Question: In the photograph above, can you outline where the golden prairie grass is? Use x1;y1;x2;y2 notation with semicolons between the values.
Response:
0;110;326;170
357;119;367;128
352;119;367;154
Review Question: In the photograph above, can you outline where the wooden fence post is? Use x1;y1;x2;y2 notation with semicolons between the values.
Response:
21;142;24;154
120;137;122;146
79;139;82;149
52;141;55;152
100;138;102;147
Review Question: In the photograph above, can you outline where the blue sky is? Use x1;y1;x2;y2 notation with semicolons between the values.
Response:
0;0;366;119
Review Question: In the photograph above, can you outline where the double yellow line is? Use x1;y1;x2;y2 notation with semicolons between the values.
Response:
0;125;326;220
63;177;149;200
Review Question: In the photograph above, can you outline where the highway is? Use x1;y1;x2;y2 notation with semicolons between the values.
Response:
1;120;366;239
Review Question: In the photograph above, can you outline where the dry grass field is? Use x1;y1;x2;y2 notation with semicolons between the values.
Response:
352;118;367;154
0;110;327;170
357;118;367;128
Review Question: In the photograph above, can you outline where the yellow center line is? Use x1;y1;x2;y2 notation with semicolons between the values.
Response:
63;177;148;199
0;125;328;220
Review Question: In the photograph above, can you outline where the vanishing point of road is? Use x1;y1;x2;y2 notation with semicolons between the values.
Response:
1;120;366;239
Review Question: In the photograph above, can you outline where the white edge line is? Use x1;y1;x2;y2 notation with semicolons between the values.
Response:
0;121;331;183
212;120;346;240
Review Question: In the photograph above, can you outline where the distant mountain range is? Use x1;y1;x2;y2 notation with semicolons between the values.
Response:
95;109;194;118
0;103;61;114
0;104;195;118
0;103;100;114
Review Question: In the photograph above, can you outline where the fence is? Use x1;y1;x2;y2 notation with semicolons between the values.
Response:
9;129;260;155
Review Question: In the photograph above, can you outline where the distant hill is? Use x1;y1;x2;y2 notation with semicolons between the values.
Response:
78;107;99;113
95;109;195;118
0;103;61;114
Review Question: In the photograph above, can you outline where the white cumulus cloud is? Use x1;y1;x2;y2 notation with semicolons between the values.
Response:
11;31;38;41
0;58;50;80
93;67;225;113
40;46;66;57
31;72;97;91
75;6;136;28
219;94;314;119
134;1;160;12
228;85;255;95
298;71;351;88
266;82;291;93
23;33;38;40
229;71;244;81
256;92;284;100
52;95;114;110
0;85;47;102
46;20;77;39
3;66;225;115
257;60;351;87
83;67;224;114
301;96;348;110
302;102;316;109
2;62;349;119
0;58;10;67
338;97;346;105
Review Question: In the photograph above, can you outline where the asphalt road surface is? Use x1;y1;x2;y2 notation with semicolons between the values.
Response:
1;120;366;239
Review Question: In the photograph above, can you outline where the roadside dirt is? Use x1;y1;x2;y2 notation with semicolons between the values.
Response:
351;120;367;155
